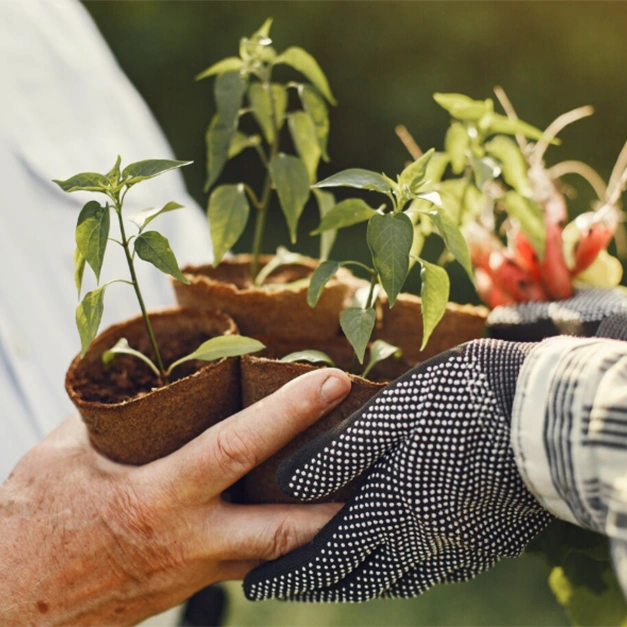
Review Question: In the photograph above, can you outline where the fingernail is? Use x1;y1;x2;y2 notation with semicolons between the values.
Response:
320;374;349;405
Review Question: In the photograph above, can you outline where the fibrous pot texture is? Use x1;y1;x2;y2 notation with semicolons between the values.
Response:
240;355;386;504
173;254;354;340
375;293;488;368
66;307;240;465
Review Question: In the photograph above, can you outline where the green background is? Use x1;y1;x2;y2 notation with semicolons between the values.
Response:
84;2;626;624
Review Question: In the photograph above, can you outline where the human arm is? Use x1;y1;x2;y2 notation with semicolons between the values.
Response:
243;333;627;602
0;368;350;626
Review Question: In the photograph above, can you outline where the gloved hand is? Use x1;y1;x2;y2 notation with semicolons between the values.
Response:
243;339;552;602
486;287;627;342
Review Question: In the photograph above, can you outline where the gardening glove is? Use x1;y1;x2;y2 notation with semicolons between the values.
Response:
486;287;627;342
243;338;552;602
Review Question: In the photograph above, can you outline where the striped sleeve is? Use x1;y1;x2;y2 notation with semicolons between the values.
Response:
511;336;627;594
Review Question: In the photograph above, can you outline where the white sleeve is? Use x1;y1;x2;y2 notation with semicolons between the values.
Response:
511;335;627;594
0;0;212;479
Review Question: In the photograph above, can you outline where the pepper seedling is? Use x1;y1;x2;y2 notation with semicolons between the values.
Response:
307;149;475;364
197;18;338;280
54;156;264;385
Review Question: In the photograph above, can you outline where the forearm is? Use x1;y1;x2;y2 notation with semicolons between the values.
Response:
512;335;627;534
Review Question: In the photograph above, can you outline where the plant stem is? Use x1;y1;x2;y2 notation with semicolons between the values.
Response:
250;75;281;281
115;201;168;384
351;271;379;375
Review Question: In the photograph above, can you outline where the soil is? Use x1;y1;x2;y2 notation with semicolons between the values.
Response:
74;329;214;404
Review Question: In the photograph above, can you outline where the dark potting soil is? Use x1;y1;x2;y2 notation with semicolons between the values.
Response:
74;330;214;404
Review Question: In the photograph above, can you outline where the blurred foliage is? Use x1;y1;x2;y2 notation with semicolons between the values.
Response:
85;3;627;624
85;1;627;304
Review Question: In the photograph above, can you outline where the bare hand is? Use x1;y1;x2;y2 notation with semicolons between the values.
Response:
0;368;350;626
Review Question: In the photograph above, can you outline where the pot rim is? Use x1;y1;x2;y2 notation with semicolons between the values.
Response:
66;306;238;411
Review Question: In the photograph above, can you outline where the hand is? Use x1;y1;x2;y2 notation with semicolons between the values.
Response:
243;339;551;602
486;287;627;342
0;368;350;626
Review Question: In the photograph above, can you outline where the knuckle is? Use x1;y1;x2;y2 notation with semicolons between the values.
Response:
268;517;300;561
213;427;260;475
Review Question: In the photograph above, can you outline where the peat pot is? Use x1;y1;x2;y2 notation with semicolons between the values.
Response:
240;355;386;504
173;254;355;341
65;307;240;465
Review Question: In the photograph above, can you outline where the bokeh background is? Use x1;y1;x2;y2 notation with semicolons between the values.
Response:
84;2;627;624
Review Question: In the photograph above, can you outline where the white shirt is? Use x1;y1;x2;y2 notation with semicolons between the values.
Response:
0;0;212;481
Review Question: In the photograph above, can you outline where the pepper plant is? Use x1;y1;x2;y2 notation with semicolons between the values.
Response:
54;157;263;385
406;90;624;308
197;19;338;279
307;149;475;363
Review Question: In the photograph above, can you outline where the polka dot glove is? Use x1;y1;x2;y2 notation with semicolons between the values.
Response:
487;287;627;342
243;339;552;602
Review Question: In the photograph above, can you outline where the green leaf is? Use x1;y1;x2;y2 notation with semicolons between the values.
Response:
215;71;248;122
307;260;340;307
470;155;502;191
134;231;190;284
206;71;248;190
207;184;249;265
102;338;160;376
289;112;321;183
502;191;546;260
122;159;192;186
399;148;435;193
425;152;450;183
485;135;532;196
129;201;184;232
280;350;335;366
424;208;474;282
274;46;337;105
206;116;232;191
107;155;122;186
417;258;451;350
168;335;265;374
75;200;110;283
253;246;306;287
195;56;244;81
228;131;261;159
362;340;401;379
253;18;273;40
413;191;442;206
248;82;287;144
433;93;491;121
488;112;560;144
53;172;109;193
367;212;414;307
312;198;377;234
445;122;469;175
269;154;310;244
76;286;107;357
314;169;392;194
299;84;330;162
340;307;376;364
74;247;86;298
313;189;337;261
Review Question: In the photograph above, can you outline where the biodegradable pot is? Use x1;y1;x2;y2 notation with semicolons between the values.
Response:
173;254;354;341
240;355;386;504
374;293;489;373
66;307;241;465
